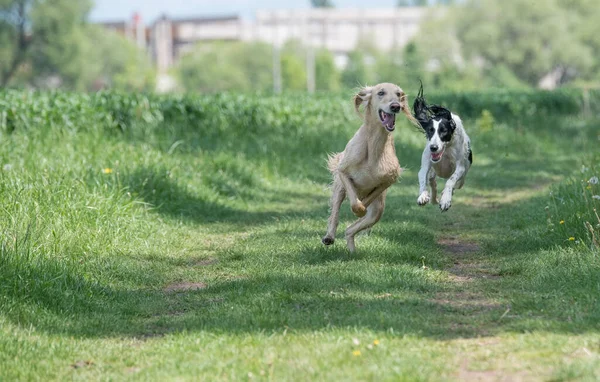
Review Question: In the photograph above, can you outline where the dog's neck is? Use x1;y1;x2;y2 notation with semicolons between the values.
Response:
363;107;396;159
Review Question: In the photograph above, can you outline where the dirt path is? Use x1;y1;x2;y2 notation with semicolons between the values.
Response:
433;232;527;381
432;233;506;331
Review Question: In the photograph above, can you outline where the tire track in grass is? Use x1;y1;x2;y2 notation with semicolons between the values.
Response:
431;234;504;337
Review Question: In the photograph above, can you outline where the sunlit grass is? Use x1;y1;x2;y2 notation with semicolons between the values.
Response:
0;91;598;380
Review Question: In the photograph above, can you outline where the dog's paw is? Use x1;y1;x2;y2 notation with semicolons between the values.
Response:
351;202;367;217
322;236;335;246
439;192;452;212
417;192;430;206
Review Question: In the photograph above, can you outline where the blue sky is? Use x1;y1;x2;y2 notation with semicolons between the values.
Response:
90;0;399;22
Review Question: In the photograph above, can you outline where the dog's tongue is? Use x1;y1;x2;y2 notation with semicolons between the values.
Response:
382;112;395;129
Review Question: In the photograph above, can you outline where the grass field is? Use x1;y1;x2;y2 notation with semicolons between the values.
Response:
0;90;599;381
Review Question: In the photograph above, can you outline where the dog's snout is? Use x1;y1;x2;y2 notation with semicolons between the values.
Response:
390;102;401;113
430;145;439;152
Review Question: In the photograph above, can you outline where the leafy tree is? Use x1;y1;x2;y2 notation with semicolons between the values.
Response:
557;0;600;82
454;0;593;87
311;0;334;7
1;0;153;90
85;26;155;91
315;49;340;91
0;0;34;86
177;41;273;93
341;37;379;88
280;39;307;91
341;50;369;88
0;0;31;86
29;0;92;89
0;0;94;88
376;42;427;88
281;53;306;91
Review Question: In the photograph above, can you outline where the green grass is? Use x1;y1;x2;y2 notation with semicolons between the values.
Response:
0;91;599;380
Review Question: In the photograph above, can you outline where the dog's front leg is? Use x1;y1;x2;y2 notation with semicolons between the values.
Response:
439;165;466;212
338;171;366;217
361;184;388;209
417;149;432;206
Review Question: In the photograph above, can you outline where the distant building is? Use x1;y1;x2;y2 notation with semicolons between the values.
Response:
96;7;426;73
252;8;426;67
151;14;242;73
96;12;150;50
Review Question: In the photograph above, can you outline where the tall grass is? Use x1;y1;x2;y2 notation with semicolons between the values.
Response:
0;88;598;380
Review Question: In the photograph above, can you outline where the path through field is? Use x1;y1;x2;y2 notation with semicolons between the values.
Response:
0;93;599;380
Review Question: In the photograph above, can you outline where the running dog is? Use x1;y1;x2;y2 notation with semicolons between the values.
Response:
322;83;418;252
413;83;472;212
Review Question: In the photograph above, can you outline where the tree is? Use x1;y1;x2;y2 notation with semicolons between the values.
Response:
281;53;306;91
375;42;427;88
397;0;428;5
311;0;334;7
0;0;34;86
30;0;93;89
341;50;369;88
85;26;155;92
556;0;600;83
315;49;340;91
0;0;93;88
454;0;593;87
177;41;273;93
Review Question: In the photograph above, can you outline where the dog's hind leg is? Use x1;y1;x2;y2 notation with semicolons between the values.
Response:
344;192;386;252
439;165;466;212
337;171;366;217
428;169;438;204
322;176;346;245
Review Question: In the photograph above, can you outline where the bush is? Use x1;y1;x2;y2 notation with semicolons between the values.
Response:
546;154;600;253
1;88;598;136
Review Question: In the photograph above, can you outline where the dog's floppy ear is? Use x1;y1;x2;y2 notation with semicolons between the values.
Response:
353;86;373;114
430;105;456;130
413;81;431;128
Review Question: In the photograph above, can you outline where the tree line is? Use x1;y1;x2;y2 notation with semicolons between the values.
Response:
1;0;598;92
0;0;155;91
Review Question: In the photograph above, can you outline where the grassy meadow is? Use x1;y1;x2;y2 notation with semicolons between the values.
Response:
0;89;599;381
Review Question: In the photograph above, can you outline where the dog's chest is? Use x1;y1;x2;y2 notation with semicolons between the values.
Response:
432;144;461;178
432;158;455;178
351;151;400;190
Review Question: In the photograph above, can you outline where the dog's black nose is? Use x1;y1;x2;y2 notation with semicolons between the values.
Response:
390;102;401;113
430;145;439;152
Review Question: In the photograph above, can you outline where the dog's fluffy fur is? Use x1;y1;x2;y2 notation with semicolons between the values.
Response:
413;83;472;212
322;83;418;252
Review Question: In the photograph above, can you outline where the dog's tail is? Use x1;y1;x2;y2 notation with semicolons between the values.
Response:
326;152;342;173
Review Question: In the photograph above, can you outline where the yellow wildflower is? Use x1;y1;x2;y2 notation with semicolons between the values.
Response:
568;237;575;241
373;339;380;346
103;168;113;174
559;220;564;224
352;350;361;356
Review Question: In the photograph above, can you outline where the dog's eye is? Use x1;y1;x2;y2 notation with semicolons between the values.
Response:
396;92;401;97
377;90;385;96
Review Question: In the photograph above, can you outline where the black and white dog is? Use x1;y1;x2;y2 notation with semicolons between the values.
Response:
413;83;472;212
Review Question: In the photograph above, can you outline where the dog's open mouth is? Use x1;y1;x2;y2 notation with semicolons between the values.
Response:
378;109;396;132
431;149;445;162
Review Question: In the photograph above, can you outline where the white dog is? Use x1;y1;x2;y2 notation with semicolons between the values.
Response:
322;83;418;252
413;83;472;212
